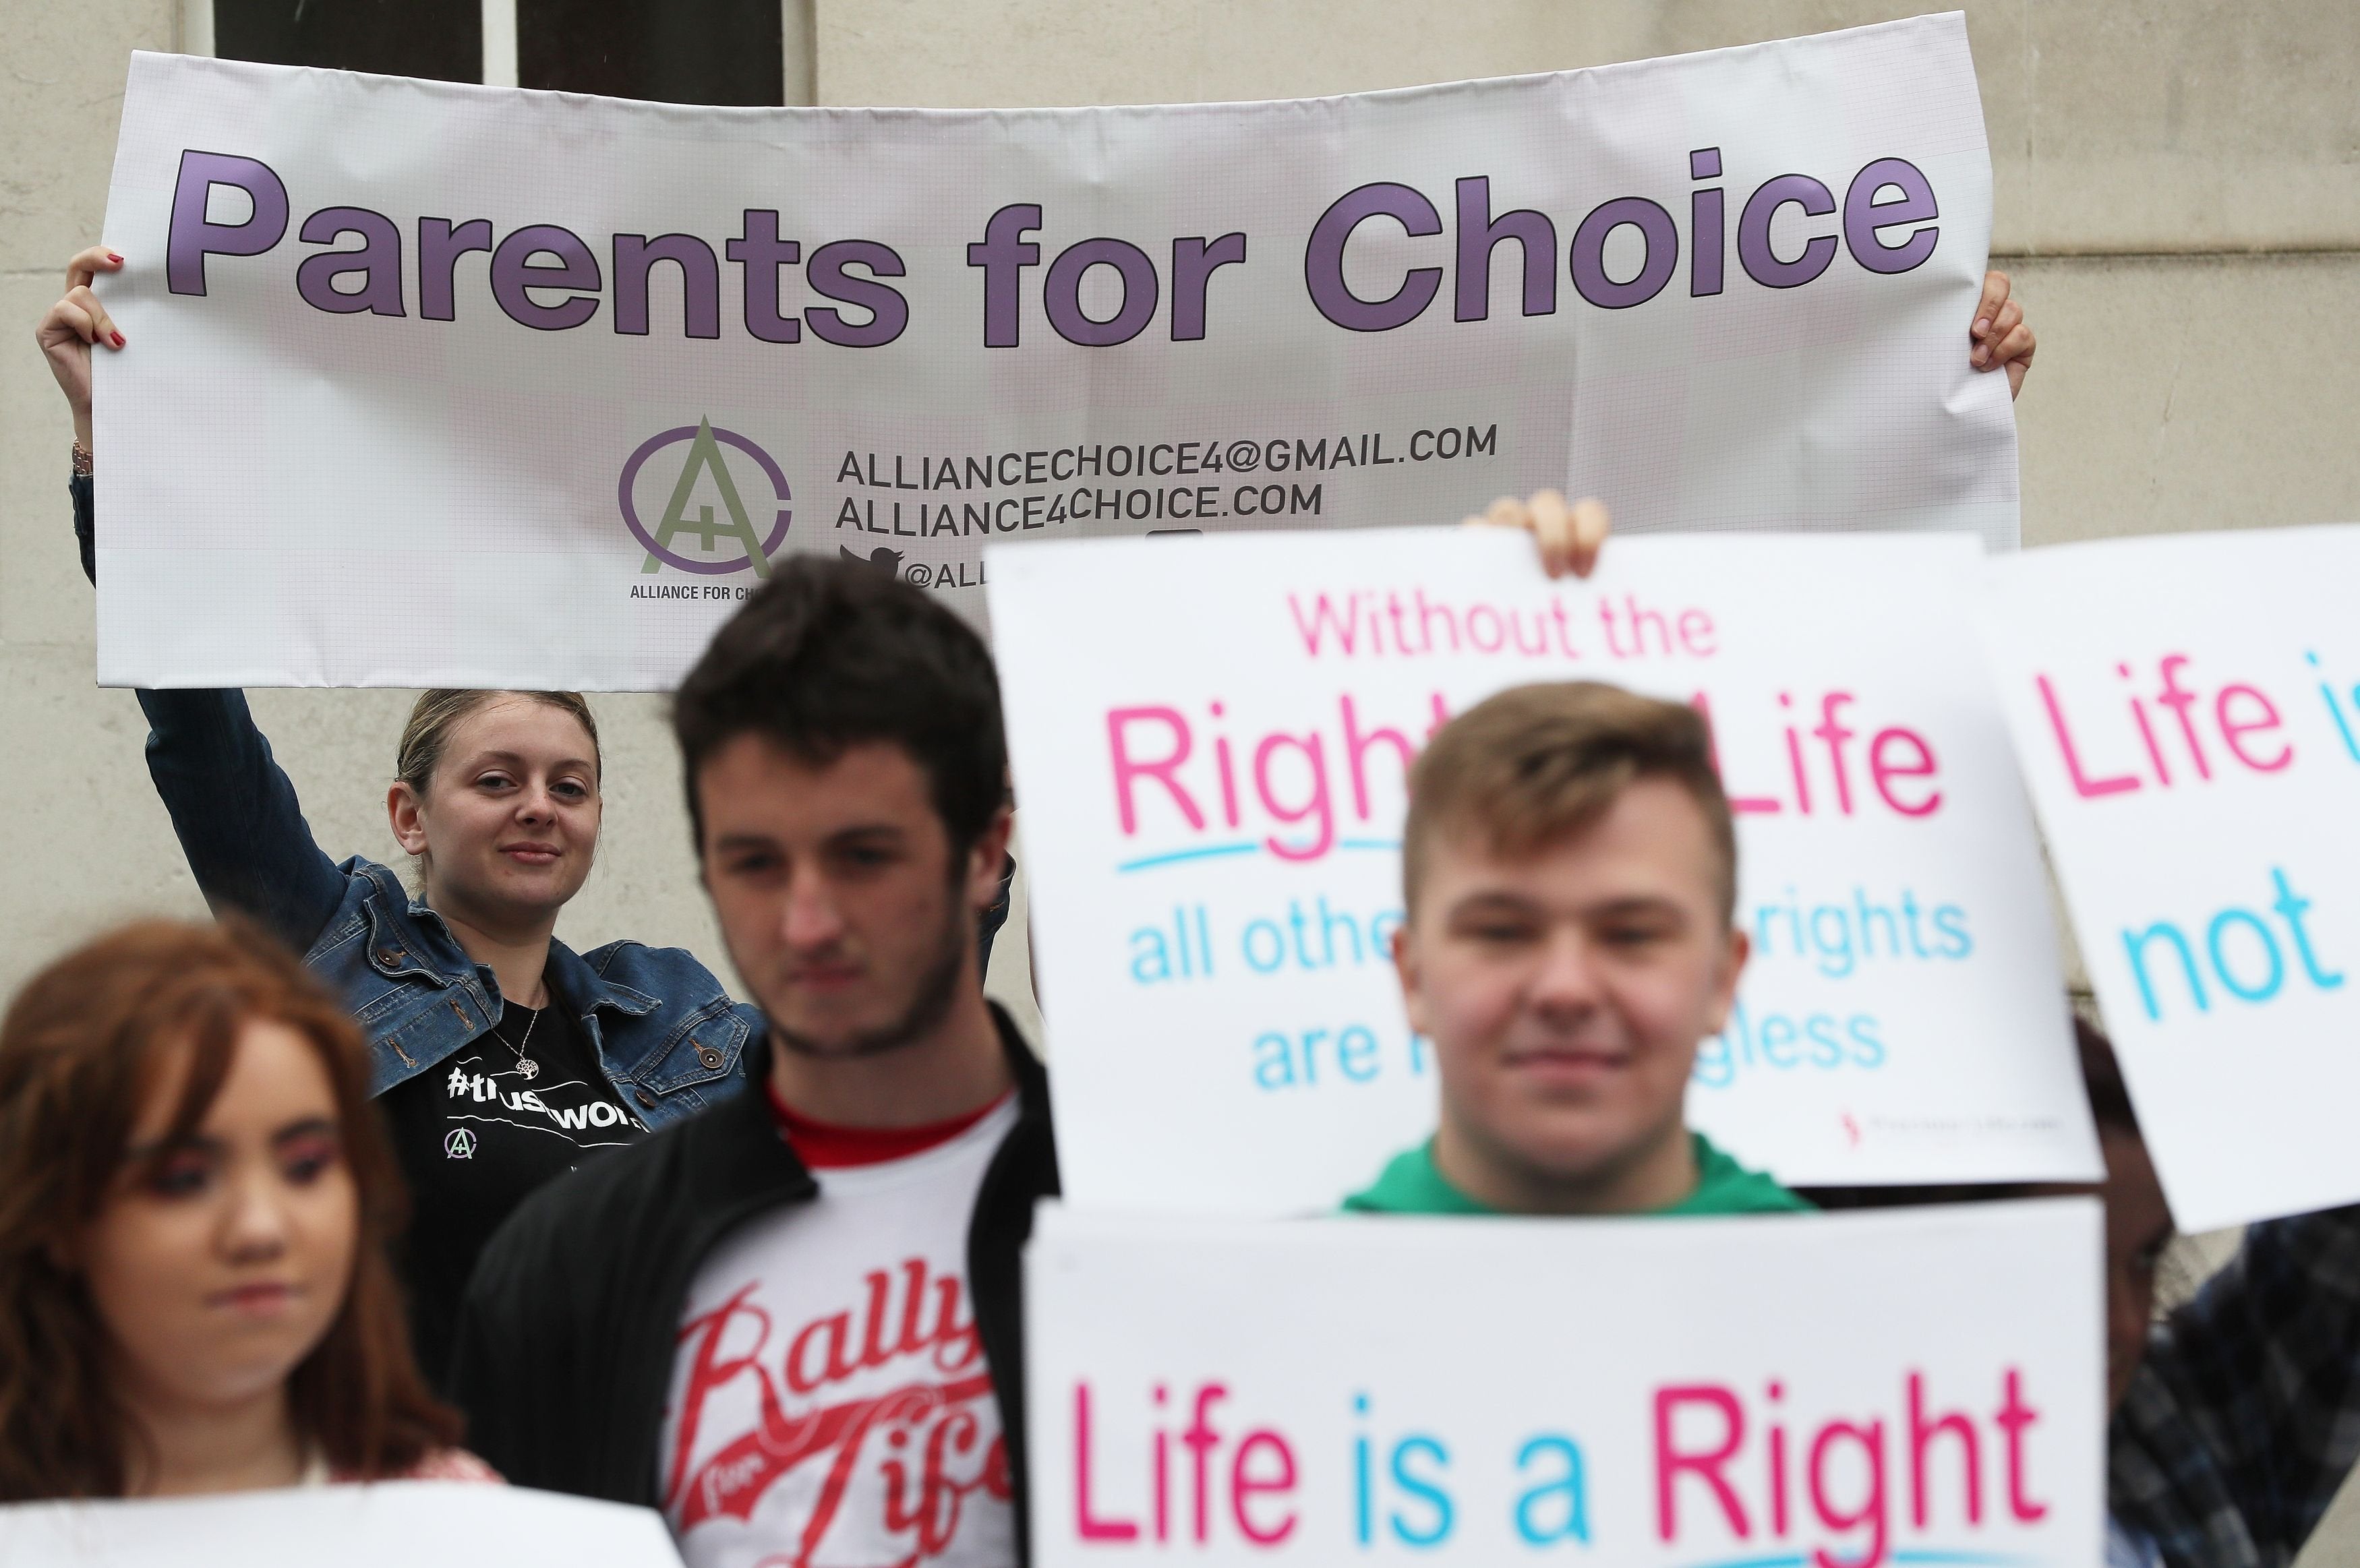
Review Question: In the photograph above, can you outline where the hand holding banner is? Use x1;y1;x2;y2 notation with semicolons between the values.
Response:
1980;524;2360;1230
990;526;2098;1215
1026;1200;2104;1567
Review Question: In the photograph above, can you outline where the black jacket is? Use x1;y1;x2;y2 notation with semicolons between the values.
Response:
447;1006;1059;1555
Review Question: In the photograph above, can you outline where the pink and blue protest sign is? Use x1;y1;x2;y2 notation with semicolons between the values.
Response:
1980;522;2360;1230
991;526;2098;1214
1026;1199;2104;1567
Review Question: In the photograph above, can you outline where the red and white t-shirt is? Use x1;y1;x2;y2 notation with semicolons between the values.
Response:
659;1087;1021;1568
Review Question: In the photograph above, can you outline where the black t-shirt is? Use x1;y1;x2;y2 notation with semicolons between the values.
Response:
378;995;642;1385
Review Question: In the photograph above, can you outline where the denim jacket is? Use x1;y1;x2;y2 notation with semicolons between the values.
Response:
72;473;1014;1117
74;472;752;1125
136;685;756;1123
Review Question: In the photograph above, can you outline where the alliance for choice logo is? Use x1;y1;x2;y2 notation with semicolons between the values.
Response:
619;418;793;576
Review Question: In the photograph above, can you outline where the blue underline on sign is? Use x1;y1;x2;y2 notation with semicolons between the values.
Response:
1114;842;1261;873
1113;837;1403;874
1673;1554;2041;1568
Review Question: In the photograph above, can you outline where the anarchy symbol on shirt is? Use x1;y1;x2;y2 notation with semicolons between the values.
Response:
444;1127;477;1160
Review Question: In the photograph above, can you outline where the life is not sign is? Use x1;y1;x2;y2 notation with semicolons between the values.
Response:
1026;1199;2104;1567
1980;522;2360;1232
989;527;2098;1216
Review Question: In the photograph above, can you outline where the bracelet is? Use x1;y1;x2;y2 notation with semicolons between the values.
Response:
71;440;94;476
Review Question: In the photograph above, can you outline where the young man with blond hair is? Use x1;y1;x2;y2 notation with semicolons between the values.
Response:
1348;680;1805;1217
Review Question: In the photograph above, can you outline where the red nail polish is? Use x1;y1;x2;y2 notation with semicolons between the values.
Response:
107;252;123;264
111;331;125;347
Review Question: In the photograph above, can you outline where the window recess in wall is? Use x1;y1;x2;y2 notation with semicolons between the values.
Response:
210;0;483;83
198;0;787;104
521;0;784;103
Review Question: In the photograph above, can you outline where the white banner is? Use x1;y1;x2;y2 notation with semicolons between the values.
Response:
95;15;2010;689
1027;1199;2104;1567
1980;524;2360;1231
990;527;2097;1213
0;1482;682;1567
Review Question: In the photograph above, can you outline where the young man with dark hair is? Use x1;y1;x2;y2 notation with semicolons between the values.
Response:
1347;680;1804;1216
450;557;1055;1568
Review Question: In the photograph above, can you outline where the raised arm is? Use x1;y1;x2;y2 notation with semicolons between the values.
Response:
47;250;348;955
36;245;117;459
135;684;353;956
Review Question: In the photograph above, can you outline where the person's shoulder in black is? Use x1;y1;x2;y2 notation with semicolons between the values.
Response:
446;1012;1059;1512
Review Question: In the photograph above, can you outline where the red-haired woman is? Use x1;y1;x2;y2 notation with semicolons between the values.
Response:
0;919;492;1498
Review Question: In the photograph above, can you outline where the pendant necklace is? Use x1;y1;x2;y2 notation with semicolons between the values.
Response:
496;1002;542;1080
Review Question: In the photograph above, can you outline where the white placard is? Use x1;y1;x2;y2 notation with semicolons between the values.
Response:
991;527;2098;1213
0;1482;682;1567
1980;524;2360;1230
95;13;2011;689
1027;1199;2104;1567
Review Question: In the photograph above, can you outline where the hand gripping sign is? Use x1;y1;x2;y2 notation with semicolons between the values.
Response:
94;13;2008;688
1980;524;2360;1232
989;527;2099;1214
1026;1200;2104;1568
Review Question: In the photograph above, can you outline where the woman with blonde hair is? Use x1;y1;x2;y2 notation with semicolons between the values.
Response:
0;919;491;1498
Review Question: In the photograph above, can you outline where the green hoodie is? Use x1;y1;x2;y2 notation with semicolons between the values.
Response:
1343;1132;1811;1217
